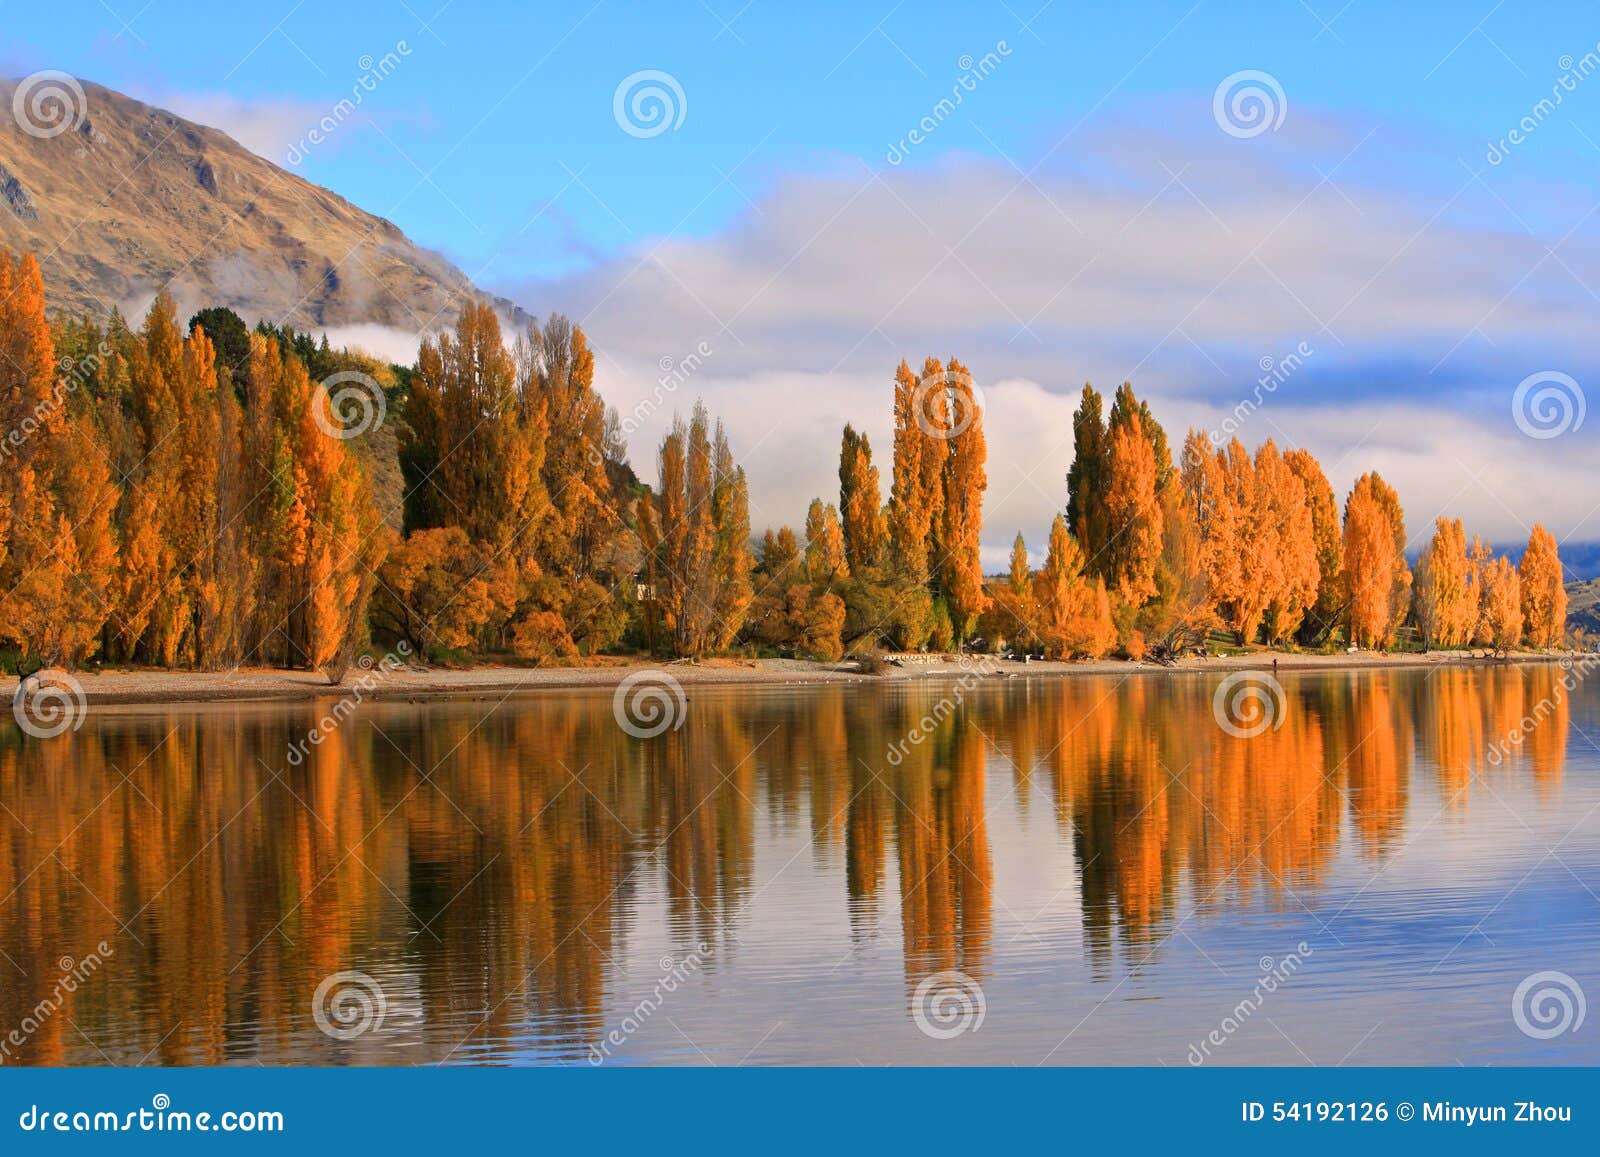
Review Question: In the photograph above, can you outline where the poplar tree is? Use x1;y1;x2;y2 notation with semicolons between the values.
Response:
1518;524;1567;647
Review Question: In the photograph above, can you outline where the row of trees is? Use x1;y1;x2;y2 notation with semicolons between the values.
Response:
0;250;378;671
0;245;1571;672
990;381;1567;658
744;358;991;659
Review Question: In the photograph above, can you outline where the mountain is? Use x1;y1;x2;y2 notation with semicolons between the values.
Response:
1570;579;1600;639
0;77;512;332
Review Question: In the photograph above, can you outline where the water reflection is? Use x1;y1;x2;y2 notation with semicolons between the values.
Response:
0;663;1590;1065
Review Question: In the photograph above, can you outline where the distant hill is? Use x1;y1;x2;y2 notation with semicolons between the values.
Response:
0;77;519;331
1409;540;1600;582
1569;579;1600;638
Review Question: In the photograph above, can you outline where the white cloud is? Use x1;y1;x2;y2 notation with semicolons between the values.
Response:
143;91;333;163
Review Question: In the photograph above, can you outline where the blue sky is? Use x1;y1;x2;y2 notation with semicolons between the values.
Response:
6;1;1600;559
9;1;1598;270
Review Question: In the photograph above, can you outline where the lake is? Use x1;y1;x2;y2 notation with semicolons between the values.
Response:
2;663;1596;1066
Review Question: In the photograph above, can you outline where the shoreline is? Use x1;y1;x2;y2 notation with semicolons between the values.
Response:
7;649;1586;708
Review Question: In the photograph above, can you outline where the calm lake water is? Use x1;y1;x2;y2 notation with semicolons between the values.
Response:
2;664;1597;1066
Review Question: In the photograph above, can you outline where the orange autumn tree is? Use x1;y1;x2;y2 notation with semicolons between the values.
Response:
1066;384;1110;567
1101;412;1164;608
1413;517;1475;649
984;531;1039;652
937;357;989;639
1518;524;1567;648
652;402;754;656
370;526;497;654
838;424;885;574
879;355;988;648
1254;440;1319;645
1283;448;1343;643
1200;437;1272;642
804;499;849;584
1479;553;1524;654
1033;514;1116;659
0;250;118;664
1181;429;1240;629
1342;472;1410;649
887;358;943;584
